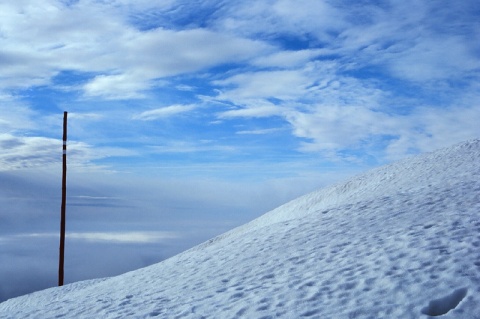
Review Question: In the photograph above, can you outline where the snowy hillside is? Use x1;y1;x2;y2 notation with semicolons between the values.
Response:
1;139;480;318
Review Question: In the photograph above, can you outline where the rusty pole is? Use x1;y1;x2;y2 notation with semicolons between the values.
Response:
59;111;67;286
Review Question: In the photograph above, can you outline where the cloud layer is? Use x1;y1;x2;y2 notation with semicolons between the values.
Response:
2;0;478;168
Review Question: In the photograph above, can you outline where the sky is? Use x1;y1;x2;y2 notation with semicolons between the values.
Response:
1;0;479;301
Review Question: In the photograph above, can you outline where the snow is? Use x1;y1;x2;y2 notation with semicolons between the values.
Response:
1;139;480;318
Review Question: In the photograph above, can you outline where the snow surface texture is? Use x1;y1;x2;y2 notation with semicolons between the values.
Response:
1;139;480;319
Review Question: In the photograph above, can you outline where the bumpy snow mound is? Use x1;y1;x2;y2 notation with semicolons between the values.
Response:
1;139;480;319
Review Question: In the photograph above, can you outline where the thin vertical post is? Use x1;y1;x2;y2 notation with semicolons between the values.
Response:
59;111;67;286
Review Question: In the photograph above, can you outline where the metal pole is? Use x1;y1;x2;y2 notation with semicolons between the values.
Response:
59;111;67;286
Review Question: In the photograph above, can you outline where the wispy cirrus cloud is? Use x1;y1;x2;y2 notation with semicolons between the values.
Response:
17;231;178;244
217;102;281;119
214;69;312;101
384;103;480;159
0;101;38;134
252;49;332;68
133;104;197;120
0;133;136;171
236;128;284;135
212;0;345;43
285;105;393;152
147;141;235;154
0;134;62;170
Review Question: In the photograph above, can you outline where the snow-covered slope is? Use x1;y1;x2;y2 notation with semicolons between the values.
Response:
1;139;480;319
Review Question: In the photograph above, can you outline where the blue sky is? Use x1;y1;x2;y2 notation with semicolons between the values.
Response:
1;0;479;301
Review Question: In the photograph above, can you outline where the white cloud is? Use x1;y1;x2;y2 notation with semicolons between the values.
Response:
99;27;271;96
68;112;104;121
213;60;376;111
0;103;37;134
147;141;235;154
0;134;62;170
218;103;281;119
335;1;480;83
236;128;283;135
215;69;311;101
214;0;345;43
0;1;272;97
214;0;479;85
384;36;480;82
0;133;135;171
213;61;384;120
68;231;178;244
83;73;150;100
133;104;197;120
15;231;179;244
0;1;127;88
282;101;480;161
385;104;480;159
270;0;345;39
285;105;395;152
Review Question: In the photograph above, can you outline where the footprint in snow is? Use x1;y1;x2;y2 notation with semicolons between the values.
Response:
421;287;468;316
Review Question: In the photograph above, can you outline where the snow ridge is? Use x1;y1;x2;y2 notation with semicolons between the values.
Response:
209;138;480;240
1;139;480;319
